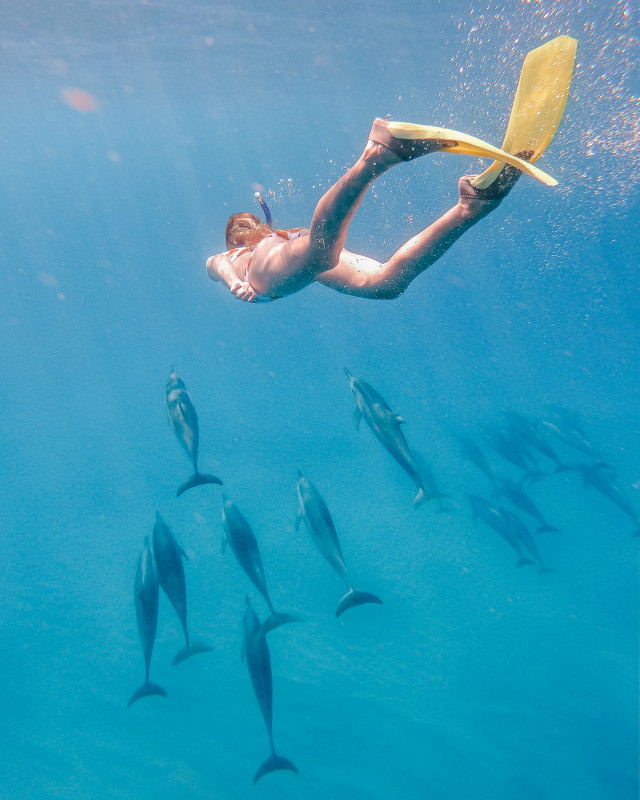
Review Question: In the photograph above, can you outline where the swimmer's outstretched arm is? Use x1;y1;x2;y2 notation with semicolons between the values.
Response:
206;254;258;302
315;172;520;299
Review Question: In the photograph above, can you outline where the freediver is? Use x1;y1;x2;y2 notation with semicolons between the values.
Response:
206;38;576;304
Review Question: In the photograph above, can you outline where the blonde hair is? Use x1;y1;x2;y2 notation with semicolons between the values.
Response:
225;212;272;248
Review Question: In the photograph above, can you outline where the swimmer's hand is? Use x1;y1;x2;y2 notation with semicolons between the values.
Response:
229;279;258;303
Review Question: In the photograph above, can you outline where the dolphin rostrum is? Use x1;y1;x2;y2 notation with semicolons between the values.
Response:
242;597;298;784
166;369;223;496
222;496;304;633
344;368;427;506
152;512;212;664
128;537;167;707
296;471;382;616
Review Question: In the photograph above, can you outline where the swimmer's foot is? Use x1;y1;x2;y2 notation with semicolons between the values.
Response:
458;150;534;215
368;118;457;162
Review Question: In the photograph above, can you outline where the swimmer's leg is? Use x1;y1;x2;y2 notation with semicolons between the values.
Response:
253;125;445;295
316;165;524;299
306;142;402;271
308;119;454;270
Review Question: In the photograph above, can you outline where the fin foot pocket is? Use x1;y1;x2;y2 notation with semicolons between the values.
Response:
369;118;455;160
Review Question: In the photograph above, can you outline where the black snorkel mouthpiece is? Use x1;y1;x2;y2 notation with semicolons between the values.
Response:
254;191;272;226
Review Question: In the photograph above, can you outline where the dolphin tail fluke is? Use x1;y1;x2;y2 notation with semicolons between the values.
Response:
553;463;574;473
523;470;547;485
177;473;223;497
536;524;560;533
127;681;167;707
336;588;383;617
413;488;428;507
172;642;213;665
516;558;536;568
262;611;306;635
253;753;299;784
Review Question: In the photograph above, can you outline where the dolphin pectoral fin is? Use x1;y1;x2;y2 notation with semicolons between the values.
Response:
172;641;213;665
178;545;189;561
254;753;299;784
262;611;306;635
177;473;223;496
396;414;405;425
335;588;383;617
128;680;167;707
220;530;228;555
353;406;362;430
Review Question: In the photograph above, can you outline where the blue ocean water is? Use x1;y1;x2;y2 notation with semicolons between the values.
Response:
1;0;638;797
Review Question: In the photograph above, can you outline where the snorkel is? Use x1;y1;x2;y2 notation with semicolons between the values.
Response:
254;191;272;226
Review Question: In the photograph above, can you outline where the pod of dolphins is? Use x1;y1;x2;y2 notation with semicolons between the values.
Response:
128;368;640;783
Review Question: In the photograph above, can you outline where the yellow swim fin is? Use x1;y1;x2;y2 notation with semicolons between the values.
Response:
471;36;577;189
387;121;558;187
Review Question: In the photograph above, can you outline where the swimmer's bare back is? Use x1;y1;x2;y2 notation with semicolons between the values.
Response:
206;229;322;302
246;229;325;298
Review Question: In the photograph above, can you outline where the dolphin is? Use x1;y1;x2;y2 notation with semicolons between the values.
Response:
221;496;304;633
344;368;427;506
466;495;535;568
505;412;572;473
500;508;555;574
485;427;542;476
166;369;223;496
575;463;640;536
457;433;497;488
539;407;598;459
496;477;559;533
152;512;212;664
296;471;382;616
242;597;299;784
128;537;167;707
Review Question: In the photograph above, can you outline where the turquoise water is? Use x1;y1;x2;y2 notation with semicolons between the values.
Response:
1;1;638;798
